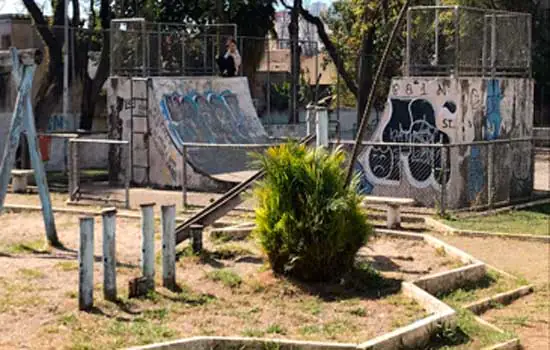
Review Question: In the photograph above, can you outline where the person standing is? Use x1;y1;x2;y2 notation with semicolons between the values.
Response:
216;38;241;77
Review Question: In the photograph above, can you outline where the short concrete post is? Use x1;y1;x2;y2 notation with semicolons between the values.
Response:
191;224;203;254
102;208;117;302
79;216;94;311
161;204;176;290
315;106;329;148
140;203;155;290
387;205;400;229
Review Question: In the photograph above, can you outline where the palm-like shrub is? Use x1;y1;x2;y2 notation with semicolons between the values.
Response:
253;142;373;282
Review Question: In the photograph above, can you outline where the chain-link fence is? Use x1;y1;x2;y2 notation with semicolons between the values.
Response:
333;138;535;213
406;6;531;77
110;19;237;76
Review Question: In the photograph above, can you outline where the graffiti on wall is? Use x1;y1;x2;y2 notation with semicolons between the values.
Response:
362;85;453;190
467;79;503;202
160;90;249;145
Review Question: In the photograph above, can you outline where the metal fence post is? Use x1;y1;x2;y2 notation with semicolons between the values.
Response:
491;13;497;77
406;8;412;76
125;144;131;209
140;202;155;290
79;216;94;311
440;144;448;216
487;142;494;208
182;145;188;208
454;6;460;77
102;208;117;302
68;140;73;198
161;204;176;290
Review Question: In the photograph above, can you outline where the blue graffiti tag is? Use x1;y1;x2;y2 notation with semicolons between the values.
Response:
484;79;502;141
467;146;485;202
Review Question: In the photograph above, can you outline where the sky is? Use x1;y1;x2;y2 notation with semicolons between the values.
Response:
0;0;335;16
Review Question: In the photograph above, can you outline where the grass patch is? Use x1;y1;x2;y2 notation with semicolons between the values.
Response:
440;271;528;308
442;204;550;236
207;269;242;288
266;323;286;335
55;261;79;271
210;244;254;260
1;239;49;254
428;309;515;349
18;268;45;279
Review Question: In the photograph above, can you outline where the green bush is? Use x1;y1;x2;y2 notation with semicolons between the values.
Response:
252;142;373;282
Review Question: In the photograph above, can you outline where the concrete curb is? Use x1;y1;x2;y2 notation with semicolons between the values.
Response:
464;285;534;315
425;216;550;243
413;263;487;296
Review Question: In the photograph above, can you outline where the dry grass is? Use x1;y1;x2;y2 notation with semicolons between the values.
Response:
0;210;463;349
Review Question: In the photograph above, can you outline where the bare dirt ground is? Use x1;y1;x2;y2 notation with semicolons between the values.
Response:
434;234;550;349
0;210;461;349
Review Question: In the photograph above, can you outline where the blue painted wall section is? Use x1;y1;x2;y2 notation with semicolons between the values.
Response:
354;161;373;195
467;79;502;202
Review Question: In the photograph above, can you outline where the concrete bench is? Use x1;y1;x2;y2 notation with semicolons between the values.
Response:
11;169;34;193
362;196;415;229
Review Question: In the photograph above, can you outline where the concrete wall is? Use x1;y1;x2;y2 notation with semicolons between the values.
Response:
356;77;534;209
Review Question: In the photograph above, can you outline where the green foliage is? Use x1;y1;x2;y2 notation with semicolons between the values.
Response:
253;142;372;282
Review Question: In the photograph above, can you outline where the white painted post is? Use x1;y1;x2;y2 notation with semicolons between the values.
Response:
79;216;94;311
102;208;117;302
305;105;314;136
315;106;329;148
387;205;400;229
161;204;176;290
140;203;155;289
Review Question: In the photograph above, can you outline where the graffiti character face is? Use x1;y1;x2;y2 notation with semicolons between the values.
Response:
368;146;394;179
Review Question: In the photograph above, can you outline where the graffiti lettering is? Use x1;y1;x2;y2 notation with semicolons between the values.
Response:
437;84;447;96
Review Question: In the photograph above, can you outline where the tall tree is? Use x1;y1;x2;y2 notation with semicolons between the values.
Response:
23;0;111;131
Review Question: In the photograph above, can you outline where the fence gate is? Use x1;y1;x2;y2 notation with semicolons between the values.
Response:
130;77;150;185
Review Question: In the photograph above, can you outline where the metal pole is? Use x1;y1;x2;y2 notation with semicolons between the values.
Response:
68;140;73;196
440;144;448;216
79;216;94;311
63;0;69;129
454;6;460;77
435;0;440;66
487;142;494;208
406;8;412;76
491;14;497;77
161;204;176;290
181;146;187;208
482;15;488;77
125;144;130;209
140;202;155;290
527;14;532;78
158;23;162;75
267;38;271;123
102;208;117;302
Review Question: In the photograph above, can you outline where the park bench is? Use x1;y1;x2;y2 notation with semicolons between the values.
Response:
11;169;34;193
362;196;415;229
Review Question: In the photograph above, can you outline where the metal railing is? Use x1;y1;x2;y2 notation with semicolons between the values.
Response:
406;6;531;78
332;137;535;214
68;138;131;208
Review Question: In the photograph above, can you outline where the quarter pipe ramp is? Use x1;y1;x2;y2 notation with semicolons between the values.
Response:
107;76;274;191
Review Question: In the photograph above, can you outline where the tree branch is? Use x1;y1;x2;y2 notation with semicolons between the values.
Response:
22;0;62;63
299;5;358;97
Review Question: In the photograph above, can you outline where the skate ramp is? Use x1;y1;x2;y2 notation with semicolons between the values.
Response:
135;76;274;190
155;77;271;177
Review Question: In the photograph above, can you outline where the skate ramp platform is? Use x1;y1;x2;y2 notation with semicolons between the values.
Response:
107;76;274;191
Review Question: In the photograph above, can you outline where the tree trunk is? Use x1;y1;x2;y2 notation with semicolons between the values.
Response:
356;26;375;128
288;0;301;124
